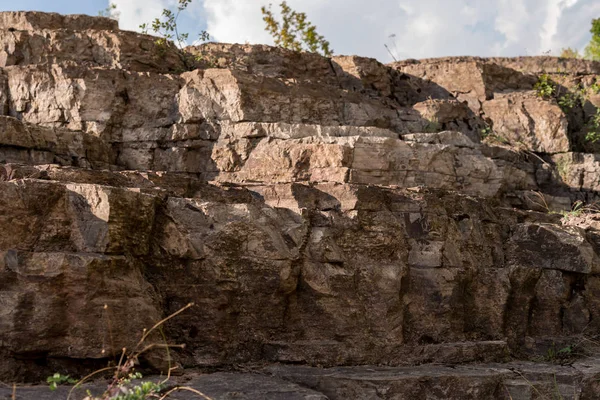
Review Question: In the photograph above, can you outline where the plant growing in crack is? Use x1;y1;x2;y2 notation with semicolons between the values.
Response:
534;73;555;99
423;117;441;133
585;109;600;144
557;87;586;112
139;0;211;70
47;373;77;391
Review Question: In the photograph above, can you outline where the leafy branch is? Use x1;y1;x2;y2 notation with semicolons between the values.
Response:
261;2;332;57
139;0;210;70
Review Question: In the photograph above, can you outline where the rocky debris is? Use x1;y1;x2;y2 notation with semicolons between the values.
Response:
2;10;600;398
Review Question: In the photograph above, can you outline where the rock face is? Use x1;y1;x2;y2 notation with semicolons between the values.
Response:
2;11;600;399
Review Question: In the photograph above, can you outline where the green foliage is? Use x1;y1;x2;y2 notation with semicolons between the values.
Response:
557;200;585;220
423;117;440;133
479;125;511;145
140;0;210;48
585;130;600;144
139;0;210;69
98;3;120;21
480;126;492;138
112;380;165;400
534;73;555;99
261;2;332;57
586;109;600;143
560;47;581;59
47;373;77;391
544;342;577;363
591;81;600;94
555;157;571;181
558;93;578;111
557;86;585;112
584;18;600;61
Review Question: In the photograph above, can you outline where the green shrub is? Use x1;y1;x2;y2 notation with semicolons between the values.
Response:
261;2;332;57
560;47;581;59
534;73;555;99
586;109;600;143
47;373;77;391
584;18;600;61
557;87;585;111
139;0;210;70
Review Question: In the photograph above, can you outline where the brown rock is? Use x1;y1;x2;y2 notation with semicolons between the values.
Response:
0;11;118;31
482;92;570;153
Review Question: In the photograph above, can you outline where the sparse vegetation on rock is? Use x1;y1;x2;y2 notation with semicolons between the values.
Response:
98;3;120;21
261;1;332;56
534;73;555;98
139;0;210;70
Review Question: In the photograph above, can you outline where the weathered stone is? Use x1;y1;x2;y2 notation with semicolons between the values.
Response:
212;132;502;197
266;363;594;400
0;116;113;167
482;92;570;153
0;180;155;255
3;11;600;396
0;251;160;359
412;99;482;141
0;11;118;31
489;55;600;75
188;42;338;84
506;223;598;273
0;29;186;73
5;64;183;137
394;57;535;112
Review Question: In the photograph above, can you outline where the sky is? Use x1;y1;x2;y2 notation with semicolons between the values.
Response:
0;0;598;62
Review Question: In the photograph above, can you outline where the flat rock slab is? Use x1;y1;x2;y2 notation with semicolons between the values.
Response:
1;373;328;400
4;360;600;399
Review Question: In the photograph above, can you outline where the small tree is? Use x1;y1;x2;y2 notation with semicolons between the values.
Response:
98;2;120;21
139;0;210;70
560;47;580;59
584;18;600;61
261;2;332;57
140;0;209;49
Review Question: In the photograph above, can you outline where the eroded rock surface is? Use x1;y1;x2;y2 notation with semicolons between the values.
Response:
2;11;600;399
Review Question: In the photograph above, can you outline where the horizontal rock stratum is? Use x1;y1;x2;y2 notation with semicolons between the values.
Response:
2;10;600;400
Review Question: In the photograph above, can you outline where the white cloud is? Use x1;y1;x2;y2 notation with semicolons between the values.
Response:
202;0;271;45
111;0;174;32
112;0;598;62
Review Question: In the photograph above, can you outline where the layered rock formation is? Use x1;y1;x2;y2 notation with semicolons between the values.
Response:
2;11;600;399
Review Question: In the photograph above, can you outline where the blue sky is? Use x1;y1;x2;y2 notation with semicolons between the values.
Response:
0;0;106;15
0;0;598;62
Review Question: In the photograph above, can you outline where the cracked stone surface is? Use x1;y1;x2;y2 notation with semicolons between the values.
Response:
2;11;600;399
